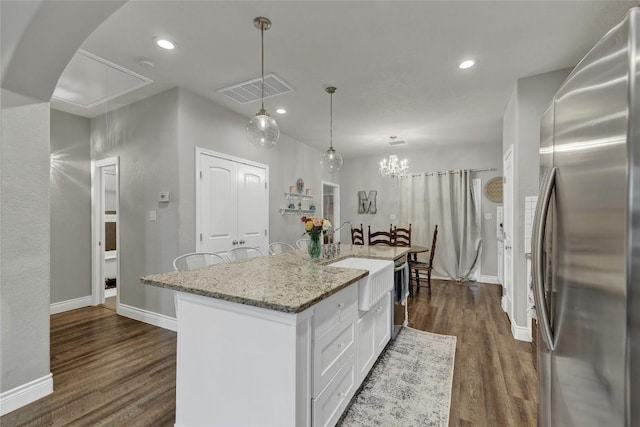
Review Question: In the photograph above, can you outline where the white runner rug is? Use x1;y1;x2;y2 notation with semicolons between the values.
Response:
339;327;457;427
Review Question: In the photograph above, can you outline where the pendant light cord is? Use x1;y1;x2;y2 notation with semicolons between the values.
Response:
261;23;265;111
329;92;333;149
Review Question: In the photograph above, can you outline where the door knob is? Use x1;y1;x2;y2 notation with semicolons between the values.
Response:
232;240;238;246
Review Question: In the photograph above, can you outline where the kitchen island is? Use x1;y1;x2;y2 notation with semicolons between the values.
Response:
143;245;409;427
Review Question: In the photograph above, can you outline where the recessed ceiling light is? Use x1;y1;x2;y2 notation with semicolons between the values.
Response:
276;108;287;114
155;38;176;50
459;59;475;69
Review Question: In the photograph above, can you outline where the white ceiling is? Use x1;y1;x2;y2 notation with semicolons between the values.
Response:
53;1;636;158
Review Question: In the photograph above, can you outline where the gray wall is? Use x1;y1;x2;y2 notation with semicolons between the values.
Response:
502;68;571;328
91;88;180;318
89;87;336;318
1;89;51;392
50;109;91;304
339;141;503;278
177;88;337;253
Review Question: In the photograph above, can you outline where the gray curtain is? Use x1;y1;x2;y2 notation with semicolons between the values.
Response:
399;170;481;281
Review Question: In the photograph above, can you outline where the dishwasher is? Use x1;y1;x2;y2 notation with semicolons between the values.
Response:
392;258;409;339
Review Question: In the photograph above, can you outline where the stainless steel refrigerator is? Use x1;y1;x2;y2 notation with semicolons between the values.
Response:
533;7;640;426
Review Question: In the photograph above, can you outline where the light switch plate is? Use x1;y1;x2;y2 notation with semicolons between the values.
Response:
149;210;157;221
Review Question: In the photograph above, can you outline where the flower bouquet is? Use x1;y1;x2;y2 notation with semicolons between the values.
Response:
301;216;332;259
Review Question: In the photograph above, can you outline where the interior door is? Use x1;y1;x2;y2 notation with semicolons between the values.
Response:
503;146;514;319
237;163;267;254
199;154;238;255
198;151;268;256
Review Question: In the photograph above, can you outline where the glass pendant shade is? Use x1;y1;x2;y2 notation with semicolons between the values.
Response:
321;148;343;173
247;109;279;149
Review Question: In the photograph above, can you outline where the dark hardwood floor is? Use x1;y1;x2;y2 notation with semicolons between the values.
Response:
2;280;536;426
408;279;537;427
0;307;177;427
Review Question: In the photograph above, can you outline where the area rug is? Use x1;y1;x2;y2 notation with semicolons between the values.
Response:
339;327;457;427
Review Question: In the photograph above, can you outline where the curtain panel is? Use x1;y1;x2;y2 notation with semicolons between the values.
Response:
399;170;481;281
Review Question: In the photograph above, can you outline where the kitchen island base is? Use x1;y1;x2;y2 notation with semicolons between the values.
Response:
174;283;391;427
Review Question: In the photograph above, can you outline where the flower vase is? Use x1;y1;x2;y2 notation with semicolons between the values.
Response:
308;233;322;260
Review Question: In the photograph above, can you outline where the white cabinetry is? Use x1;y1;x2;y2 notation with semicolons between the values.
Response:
356;292;391;384
174;273;393;427
312;285;358;426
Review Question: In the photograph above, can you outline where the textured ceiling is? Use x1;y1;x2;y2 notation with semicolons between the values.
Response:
55;1;635;158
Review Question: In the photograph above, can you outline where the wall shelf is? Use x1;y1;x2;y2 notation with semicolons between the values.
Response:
284;192;314;201
280;208;317;216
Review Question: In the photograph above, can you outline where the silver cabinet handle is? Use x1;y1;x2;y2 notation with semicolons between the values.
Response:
532;167;556;350
232;240;238;246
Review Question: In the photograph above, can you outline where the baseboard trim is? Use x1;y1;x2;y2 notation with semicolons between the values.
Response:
117;303;177;332
0;373;53;416
50;295;92;314
478;275;500;285
512;322;532;342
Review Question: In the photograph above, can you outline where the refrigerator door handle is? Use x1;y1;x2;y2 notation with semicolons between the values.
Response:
532;167;556;350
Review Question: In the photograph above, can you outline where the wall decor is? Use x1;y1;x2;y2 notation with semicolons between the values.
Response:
484;177;503;203
358;190;377;214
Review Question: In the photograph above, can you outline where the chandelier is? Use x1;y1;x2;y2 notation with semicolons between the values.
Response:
379;155;408;177
379;137;408;177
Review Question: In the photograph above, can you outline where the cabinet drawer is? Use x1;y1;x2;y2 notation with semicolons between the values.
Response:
314;284;357;339
312;355;356;427
313;315;356;396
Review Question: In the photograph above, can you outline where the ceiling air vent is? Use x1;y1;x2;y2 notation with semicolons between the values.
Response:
217;73;294;104
388;138;406;147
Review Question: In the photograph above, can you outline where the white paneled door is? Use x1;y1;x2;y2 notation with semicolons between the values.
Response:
503;145;514;320
197;150;268;256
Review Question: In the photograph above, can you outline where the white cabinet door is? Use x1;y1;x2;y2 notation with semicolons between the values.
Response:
197;150;268;255
356;314;375;385
373;292;391;352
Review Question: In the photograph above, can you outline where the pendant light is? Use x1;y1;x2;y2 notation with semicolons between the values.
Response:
321;86;343;173
246;17;279;149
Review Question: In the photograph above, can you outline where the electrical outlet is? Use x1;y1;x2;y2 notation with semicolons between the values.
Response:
149;210;157;221
390;214;396;220
485;213;493;220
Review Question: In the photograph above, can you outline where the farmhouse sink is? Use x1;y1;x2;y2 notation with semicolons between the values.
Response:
329;258;394;311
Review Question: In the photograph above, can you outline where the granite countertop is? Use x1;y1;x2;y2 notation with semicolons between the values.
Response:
142;244;409;314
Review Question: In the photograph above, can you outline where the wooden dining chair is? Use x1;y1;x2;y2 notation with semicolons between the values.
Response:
393;224;412;247
368;225;394;246
409;225;438;291
351;224;364;245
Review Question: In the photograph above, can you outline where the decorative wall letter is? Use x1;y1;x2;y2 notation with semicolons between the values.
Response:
357;190;377;214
